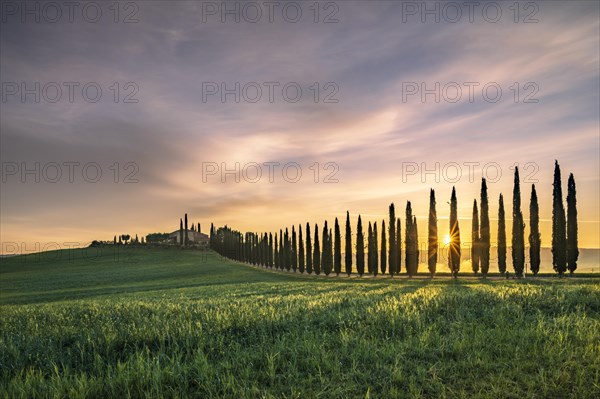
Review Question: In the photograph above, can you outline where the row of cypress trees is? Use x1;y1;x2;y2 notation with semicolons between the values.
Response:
210;161;578;277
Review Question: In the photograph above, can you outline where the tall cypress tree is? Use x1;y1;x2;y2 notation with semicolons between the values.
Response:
498;194;507;274
179;218;184;246
327;228;333;277
292;226;297;272
322;222;331;276
412;216;419;274
313;224;321;275
345;212;352;276
306;223;313;274
334;218;342;276
298;225;305;273
269;232;274;268
396;218;402;274
184;213;189;246
405;202;414;276
428;189;438;277
480;179;490;276
388;204;396;277
529;184;541;276
552;161;567;276
274;234;279;269
471;199;480;274
356;215;365;276
373;222;379;277
512;167;525;277
449;187;461;278
279;230;284;270
368;222;374;275
567;173;579;275
380;220;387;275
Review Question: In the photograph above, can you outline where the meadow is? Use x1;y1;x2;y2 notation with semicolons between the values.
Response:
1;247;599;398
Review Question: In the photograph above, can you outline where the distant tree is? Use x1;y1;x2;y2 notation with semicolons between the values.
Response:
285;228;291;271
114;235;117;245
118;236;122;245
480;179;490;277
413;216;418;273
279;230;284;270
327;227;333;276
209;223;214;249
373;222;379;277
448;187;461;278
529;184;541;276
380;220;387;275
135;234;139;244
498;194;507;274
292;226;298;272
313;224;321;275
184;213;189;246
322;222;331;276
368;222;374;275
428;189;438;277
552;161;567;276
334;218;342;276
356;215;365;276
274;234;279;269
396;218;401;274
298;225;305;273
472;199;480;274
306;223;313;274
345;212;352;276
269;232;274;268
512;167;525;277
406;202;415;277
179;219;184;246
567;173;579;275
198;223;201;234
388;204;396;276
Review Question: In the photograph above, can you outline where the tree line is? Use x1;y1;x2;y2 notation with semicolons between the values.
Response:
210;161;579;277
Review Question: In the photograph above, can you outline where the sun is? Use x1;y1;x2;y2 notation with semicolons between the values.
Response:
444;234;451;245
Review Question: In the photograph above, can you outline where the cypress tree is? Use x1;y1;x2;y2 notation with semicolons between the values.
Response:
406;202;414;276
389;204;396;277
114;235;117;245
529;185;541;276
472;199;480;274
368;222;374;275
292;226;297;272
480;179;490;276
498;194;507;274
269;232;274;268
285;228;291;271
306;223;313;274
512;167;525;277
356;215;365;276
413;216;419;273
373;222;379;277
449;187;461;278
552;161;567;275
396;218;401;274
327;227;333;276
298;225;305;273
345;212;352;276
428;189;438;277
567;173;579;275
184;213;189;246
313;224;321;275
334;218;342;276
274;234;279;269
380;220;387;275
279;230;284;270
179;219;184;246
322;222;331;276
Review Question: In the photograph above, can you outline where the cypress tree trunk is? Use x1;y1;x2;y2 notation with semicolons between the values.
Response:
298;225;305;273
345;212;352;276
380;220;387;275
373;222;379;277
449;187;461;278
480;179;490;276
498;194;507;274
292;226;297;272
313;225;321;275
529;185;541;276
334;218;342;276
567;173;579;275
306;223;313;274
552;161;567;276
472;199;480;275
405;202;414;277
388;204;396;277
356;215;365;276
512;167;525;277
428;189;438;277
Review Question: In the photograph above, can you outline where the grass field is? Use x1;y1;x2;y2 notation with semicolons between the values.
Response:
1;247;599;398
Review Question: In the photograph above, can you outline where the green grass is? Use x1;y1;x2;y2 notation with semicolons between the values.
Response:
1;247;599;398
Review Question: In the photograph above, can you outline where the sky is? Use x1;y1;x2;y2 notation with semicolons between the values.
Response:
1;0;599;255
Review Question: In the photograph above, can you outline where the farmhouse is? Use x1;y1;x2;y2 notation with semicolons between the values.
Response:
168;230;209;245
